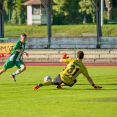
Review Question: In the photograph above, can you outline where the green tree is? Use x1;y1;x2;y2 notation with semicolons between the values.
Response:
16;0;22;24
4;0;15;24
79;0;95;23
10;9;17;24
53;0;80;24
10;0;17;24
111;0;117;19
4;0;27;24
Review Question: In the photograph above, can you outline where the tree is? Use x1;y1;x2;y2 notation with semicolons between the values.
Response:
4;0;27;24
79;0;95;23
111;0;117;19
16;0;22;24
53;0;80;24
4;0;15;24
10;9;17;24
105;0;112;20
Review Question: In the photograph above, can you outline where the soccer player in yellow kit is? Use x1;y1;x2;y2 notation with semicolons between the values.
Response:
33;51;102;90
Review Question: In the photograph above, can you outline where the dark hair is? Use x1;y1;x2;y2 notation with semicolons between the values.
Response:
77;51;84;59
21;33;27;37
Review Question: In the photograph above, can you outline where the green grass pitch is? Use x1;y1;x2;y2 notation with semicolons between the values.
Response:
0;66;117;117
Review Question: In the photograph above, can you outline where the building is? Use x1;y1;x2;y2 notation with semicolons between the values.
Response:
23;0;53;25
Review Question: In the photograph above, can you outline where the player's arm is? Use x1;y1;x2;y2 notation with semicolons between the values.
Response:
21;54;23;61
14;41;28;56
82;66;102;89
16;49;28;56
86;75;102;88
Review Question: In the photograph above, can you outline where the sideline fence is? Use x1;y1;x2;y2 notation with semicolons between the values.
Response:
26;41;117;49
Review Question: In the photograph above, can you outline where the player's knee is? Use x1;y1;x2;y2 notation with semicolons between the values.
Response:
23;66;26;71
1;68;7;72
68;79;77;87
0;68;7;74
20;65;26;71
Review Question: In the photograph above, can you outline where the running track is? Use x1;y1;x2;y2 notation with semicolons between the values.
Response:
0;62;117;66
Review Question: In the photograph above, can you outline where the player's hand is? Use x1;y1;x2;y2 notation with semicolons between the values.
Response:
92;84;102;89
25;52;29;57
33;85;39;90
62;53;67;59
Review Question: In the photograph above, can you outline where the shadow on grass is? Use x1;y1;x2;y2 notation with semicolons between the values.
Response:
83;97;117;102
76;83;117;85
1;83;117;90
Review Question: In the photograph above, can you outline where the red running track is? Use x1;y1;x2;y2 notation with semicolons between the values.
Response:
0;62;117;66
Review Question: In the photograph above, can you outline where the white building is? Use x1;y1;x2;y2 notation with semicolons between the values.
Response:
23;0;53;25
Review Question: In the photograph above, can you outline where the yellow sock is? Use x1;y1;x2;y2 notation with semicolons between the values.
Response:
60;83;66;86
42;81;53;86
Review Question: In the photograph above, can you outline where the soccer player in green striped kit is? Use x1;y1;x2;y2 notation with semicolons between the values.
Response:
0;33;28;82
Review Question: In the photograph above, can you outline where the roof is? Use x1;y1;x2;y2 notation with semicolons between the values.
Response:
23;0;56;6
23;0;42;5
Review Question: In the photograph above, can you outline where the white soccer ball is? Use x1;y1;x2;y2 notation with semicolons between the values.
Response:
44;76;52;82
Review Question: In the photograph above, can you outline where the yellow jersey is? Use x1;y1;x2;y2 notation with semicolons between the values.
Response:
60;58;89;85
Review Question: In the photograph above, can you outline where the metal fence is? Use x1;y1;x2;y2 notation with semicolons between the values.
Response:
1;37;117;49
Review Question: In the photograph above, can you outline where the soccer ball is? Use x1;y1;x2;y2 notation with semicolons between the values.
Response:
44;76;52;82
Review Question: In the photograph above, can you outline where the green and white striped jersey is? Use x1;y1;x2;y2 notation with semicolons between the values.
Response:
9;40;26;61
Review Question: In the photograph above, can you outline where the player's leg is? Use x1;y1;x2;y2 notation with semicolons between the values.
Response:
52;74;64;89
33;81;53;90
44;74;63;88
33;74;63;90
0;60;13;74
0;60;16;81
57;79;77;88
33;79;54;90
10;61;26;82
67;79;77;87
13;64;26;75
0;59;14;75
0;68;7;75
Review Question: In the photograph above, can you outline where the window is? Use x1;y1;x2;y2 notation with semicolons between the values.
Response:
32;5;40;15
